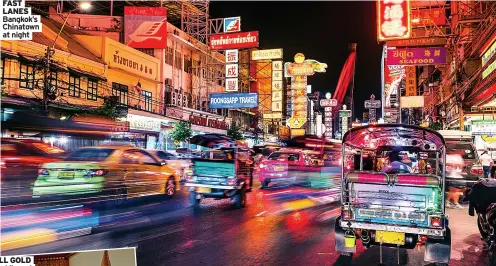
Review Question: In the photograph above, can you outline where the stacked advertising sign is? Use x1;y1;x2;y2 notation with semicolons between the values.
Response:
320;93;337;139
285;53;327;136
364;94;381;122
377;0;411;41
382;45;404;123
339;105;352;138
251;49;284;120
208;17;260;108
225;49;239;91
124;7;168;48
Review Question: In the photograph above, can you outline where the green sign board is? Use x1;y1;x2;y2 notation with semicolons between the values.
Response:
339;111;351;118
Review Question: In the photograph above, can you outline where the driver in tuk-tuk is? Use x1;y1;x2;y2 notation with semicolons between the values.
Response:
382;150;413;174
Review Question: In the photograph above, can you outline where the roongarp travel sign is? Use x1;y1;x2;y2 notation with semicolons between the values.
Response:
209;93;258;109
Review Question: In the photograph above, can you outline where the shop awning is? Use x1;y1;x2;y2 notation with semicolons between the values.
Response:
69;67;106;81
1;49;19;59
464;71;496;107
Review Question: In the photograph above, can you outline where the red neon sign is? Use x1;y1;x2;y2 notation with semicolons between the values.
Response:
377;0;411;41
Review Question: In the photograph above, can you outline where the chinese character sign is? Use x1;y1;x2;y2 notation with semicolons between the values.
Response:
272;59;284;117
226;78;239;92
225;49;239;63
226;64;239;78
377;0;411;41
405;66;416;96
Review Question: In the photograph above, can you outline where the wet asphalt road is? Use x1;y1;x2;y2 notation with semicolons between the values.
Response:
2;185;491;266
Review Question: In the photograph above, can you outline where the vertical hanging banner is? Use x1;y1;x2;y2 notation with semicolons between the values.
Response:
272;59;284;115
405;66;417;96
225;49;239;92
383;45;405;123
339;105;352;138
320;93;338;140
124;7;168;48
285;53;327;134
377;0;412;41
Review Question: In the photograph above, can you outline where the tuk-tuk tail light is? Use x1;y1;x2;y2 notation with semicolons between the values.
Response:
430;216;441;227
471;165;483;176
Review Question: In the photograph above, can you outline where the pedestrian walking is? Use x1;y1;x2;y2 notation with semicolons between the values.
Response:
480;150;492;178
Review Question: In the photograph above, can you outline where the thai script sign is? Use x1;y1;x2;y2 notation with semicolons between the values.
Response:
108;42;159;80
471;120;496;135
251;49;283;60
124;7;167;49
377;0;411;41
209;93;258;109
210;31;259;50
387;47;446;65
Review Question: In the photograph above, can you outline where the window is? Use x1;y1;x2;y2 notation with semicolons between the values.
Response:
141;90;152;112
87;79;98;101
174;51;182;70
64;148;115;162
166;47;173;65
19;62;34;89
121;150;140;164
136;48;154;57
49;71;58;90
184;57;192;74
138;150;158;165
68;74;81;97
112;82;128;105
1;58;5;85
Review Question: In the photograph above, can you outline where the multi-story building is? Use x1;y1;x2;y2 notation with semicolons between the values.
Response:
436;1;495;137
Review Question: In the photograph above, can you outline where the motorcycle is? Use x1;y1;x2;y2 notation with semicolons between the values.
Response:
464;179;496;265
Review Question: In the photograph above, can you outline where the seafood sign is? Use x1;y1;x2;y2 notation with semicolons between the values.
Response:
210;31;259;50
387;47;447;65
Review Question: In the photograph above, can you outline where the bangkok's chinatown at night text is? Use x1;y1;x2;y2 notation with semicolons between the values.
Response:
1;1;496;266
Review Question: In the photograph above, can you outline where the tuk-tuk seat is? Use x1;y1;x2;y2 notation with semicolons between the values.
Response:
394;174;440;186
346;172;389;184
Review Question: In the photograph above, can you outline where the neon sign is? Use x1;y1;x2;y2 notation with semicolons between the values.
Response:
377;0;411;41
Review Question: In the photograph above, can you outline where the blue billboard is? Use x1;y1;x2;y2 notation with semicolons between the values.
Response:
209;93;258;109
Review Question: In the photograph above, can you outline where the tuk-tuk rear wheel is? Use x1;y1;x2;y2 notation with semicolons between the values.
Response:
233;189;246;209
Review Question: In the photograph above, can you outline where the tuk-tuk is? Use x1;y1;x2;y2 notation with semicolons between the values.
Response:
185;134;253;209
334;124;451;265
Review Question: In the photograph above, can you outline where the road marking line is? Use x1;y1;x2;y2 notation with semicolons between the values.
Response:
255;211;267;217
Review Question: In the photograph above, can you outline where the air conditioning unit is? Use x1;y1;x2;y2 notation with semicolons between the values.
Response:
172;92;177;106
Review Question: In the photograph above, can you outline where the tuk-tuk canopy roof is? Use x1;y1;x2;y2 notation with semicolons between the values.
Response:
342;124;446;151
190;134;233;148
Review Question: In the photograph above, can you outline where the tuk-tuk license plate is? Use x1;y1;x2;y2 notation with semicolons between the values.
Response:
197;187;211;193
375;231;405;245
58;172;75;179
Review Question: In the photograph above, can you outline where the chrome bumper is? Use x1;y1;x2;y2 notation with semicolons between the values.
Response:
184;183;242;190
340;220;445;237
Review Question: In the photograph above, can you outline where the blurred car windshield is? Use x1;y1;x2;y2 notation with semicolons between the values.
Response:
268;152;299;162
65;148;115;162
446;143;476;160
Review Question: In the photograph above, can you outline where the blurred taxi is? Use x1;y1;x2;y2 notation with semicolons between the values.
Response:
148;150;192;182
33;145;179;198
259;149;314;188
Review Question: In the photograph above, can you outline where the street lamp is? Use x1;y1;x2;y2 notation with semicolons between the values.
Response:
43;2;92;111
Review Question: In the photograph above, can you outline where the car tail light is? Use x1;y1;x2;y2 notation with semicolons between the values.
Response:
471;165;483;176
430;217;441;227
91;169;109;176
38;168;49;175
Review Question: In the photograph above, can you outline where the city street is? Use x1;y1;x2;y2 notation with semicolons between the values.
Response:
3;183;489;266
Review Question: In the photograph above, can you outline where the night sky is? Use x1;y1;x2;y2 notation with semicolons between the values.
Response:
210;1;383;116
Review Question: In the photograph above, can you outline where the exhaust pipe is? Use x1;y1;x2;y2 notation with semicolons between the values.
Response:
361;230;370;245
